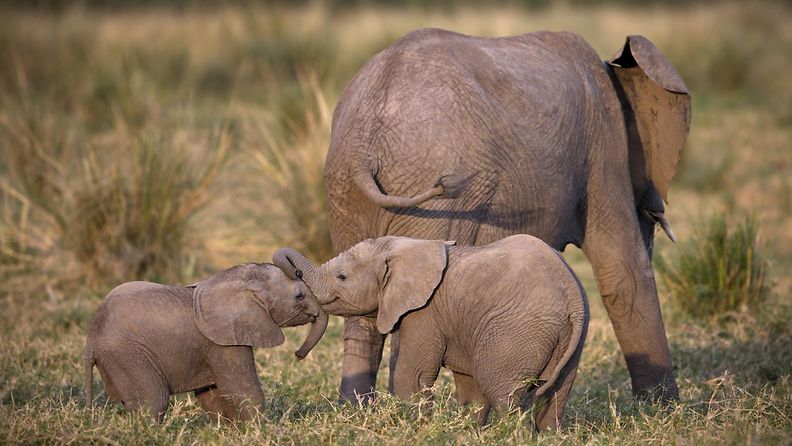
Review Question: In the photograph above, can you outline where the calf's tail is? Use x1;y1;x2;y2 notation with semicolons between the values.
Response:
533;272;589;401
83;342;95;406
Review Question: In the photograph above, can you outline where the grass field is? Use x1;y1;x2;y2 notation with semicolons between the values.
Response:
1;1;791;444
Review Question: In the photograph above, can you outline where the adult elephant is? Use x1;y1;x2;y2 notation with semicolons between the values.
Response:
321;29;690;403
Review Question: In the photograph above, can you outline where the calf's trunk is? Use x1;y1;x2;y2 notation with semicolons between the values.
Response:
295;310;329;359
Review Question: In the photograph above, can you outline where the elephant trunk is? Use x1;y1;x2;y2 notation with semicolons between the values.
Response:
272;248;332;304
295;309;328;360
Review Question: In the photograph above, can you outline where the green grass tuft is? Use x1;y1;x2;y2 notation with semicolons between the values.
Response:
657;212;769;321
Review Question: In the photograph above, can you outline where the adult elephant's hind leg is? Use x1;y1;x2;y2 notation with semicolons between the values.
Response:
340;316;386;404
583;209;678;401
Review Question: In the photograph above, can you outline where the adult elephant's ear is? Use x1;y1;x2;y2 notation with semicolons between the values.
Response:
376;237;448;334
192;265;285;348
608;35;692;202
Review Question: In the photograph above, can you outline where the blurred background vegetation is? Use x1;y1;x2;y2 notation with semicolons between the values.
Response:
0;0;790;443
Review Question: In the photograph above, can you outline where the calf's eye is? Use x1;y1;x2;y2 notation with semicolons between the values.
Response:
296;291;305;302
337;272;347;281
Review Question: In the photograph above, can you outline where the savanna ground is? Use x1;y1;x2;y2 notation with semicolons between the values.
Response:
1;1;791;444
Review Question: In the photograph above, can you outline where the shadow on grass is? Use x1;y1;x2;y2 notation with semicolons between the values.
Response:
671;316;792;388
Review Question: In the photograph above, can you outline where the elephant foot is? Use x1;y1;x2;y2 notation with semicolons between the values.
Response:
627;355;679;402
338;372;378;406
634;377;679;403
337;392;376;406
476;403;491;426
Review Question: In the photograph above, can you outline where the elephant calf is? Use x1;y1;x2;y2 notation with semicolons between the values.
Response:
274;234;589;430
83;263;328;422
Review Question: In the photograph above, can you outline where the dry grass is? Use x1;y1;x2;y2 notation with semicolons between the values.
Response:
1;1;791;444
247;73;335;262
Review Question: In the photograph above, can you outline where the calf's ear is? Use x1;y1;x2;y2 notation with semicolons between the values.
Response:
192;265;285;348
375;238;448;334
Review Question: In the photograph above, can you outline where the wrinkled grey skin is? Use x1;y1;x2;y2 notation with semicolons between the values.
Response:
321;29;690;402
273;235;589;430
83;263;328;422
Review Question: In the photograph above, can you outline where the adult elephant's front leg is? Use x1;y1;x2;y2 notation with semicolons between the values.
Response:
583;211;678;401
340;316;386;404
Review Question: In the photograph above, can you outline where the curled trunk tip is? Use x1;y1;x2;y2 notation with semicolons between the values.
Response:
272;248;331;303
273;248;302;281
295;310;329;360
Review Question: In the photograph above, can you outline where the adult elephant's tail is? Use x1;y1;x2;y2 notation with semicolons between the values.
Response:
354;170;445;208
83;342;95;407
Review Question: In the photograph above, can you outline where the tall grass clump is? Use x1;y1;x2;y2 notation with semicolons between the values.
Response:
657;212;769;321
64;128;232;284
0;91;232;289
249;74;334;262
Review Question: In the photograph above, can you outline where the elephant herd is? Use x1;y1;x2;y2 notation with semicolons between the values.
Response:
83;28;691;431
